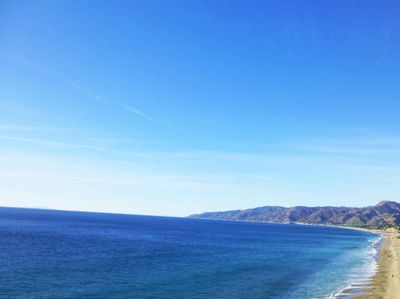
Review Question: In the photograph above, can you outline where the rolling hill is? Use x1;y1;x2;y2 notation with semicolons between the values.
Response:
189;201;400;229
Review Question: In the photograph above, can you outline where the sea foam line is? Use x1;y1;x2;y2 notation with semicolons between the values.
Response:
329;235;383;299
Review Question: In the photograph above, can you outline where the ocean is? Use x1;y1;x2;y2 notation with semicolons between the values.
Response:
0;207;380;298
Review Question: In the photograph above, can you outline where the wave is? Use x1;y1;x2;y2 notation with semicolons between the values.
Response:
329;235;383;298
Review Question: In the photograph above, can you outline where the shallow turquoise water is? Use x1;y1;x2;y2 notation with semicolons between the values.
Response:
0;207;379;298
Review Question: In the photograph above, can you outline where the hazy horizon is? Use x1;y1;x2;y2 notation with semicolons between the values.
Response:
0;199;394;219
1;0;400;216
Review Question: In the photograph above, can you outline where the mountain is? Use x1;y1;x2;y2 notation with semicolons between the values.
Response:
189;201;400;229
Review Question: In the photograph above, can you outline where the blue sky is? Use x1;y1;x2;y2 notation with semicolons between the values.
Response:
1;0;400;216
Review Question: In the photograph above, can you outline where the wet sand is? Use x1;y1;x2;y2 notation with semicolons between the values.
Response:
358;229;400;299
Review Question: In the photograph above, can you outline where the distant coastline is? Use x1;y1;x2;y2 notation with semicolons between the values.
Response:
189;201;400;230
190;202;400;298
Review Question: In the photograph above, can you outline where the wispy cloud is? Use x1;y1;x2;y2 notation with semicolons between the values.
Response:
62;78;108;104
1;52;54;75
121;104;154;121
2;142;400;215
0;100;38;115
289;137;400;155
0;125;55;131
0;135;118;153
2;132;400;215
1;52;155;120
2;52;107;104
0;134;155;160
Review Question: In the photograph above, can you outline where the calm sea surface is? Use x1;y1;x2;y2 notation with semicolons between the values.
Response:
0;207;380;298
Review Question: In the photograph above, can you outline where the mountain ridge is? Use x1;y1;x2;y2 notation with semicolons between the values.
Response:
189;201;400;229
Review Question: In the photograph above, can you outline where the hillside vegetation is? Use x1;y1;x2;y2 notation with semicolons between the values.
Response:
189;201;400;229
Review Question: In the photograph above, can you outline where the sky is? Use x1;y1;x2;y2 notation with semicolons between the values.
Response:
1;0;400;216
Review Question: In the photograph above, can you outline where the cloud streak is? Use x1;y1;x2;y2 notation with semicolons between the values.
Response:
289;137;400;155
1;52;107;104
121;104;154;121
2;140;400;216
0;100;38;115
0;125;56;131
0;135;120;153
0;134;155;160
1;52;154;121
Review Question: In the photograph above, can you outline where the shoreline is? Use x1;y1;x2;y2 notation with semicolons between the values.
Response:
357;229;400;299
332;232;382;298
193;218;388;298
286;223;389;298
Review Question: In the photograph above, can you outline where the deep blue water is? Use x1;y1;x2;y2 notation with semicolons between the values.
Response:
0;208;380;298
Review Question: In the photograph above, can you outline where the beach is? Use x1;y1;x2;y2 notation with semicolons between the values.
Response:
359;229;400;299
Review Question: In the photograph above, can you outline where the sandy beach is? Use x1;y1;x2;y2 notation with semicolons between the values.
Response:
359;229;400;299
